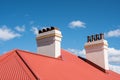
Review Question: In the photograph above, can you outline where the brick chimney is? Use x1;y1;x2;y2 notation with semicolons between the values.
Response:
36;27;62;58
84;33;109;70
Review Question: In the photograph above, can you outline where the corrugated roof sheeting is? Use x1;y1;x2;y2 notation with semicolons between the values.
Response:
0;49;120;80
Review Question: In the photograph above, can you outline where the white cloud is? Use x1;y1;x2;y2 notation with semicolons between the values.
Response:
105;29;120;37
108;47;120;64
31;27;38;35
109;64;120;74
67;48;86;58
15;25;25;32
0;25;21;41
69;20;86;28
67;47;120;74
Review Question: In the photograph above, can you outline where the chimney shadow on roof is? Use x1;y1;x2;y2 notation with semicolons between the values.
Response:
78;56;107;73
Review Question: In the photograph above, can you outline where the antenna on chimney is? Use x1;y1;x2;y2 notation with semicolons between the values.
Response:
87;33;104;42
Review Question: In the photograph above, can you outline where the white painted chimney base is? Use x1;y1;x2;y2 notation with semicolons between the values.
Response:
85;40;109;70
36;29;62;58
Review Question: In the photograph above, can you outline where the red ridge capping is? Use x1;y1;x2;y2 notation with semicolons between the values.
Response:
16;49;63;60
15;50;40;80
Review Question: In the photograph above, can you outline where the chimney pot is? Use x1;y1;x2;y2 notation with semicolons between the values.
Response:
46;28;51;31
91;35;94;41
100;33;104;40
39;30;43;34
96;34;99;40
87;36;91;42
42;29;47;32
50;26;59;30
93;35;97;41
51;26;55;30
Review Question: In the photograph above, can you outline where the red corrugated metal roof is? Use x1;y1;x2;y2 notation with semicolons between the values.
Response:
0;50;36;80
0;49;120;80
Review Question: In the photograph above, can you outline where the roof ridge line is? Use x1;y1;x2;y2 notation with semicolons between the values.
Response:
17;49;63;60
15;50;40;80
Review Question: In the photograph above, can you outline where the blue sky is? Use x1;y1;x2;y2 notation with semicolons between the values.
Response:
0;0;120;73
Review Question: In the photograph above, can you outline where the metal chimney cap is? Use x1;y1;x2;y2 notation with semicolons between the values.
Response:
38;27;59;34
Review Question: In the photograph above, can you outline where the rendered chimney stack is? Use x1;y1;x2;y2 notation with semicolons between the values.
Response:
36;27;62;58
84;33;109;70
